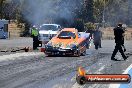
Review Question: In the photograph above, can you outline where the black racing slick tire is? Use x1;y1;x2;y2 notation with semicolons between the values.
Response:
76;50;81;57
81;50;86;56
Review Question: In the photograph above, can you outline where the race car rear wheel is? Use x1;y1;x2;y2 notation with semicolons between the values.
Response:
81;50;86;56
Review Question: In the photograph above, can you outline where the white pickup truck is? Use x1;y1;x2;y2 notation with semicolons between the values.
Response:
38;24;62;46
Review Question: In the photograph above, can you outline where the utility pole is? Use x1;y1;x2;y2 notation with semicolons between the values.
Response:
128;0;132;26
102;0;105;28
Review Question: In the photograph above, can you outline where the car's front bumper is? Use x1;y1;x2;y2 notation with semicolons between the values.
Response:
45;47;78;55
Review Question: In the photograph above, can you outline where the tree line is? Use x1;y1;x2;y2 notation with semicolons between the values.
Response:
0;0;131;33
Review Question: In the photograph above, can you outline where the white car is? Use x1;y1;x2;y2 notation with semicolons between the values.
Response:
38;24;62;46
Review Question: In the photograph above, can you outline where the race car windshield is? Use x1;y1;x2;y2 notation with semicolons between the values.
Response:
40;25;58;31
58;31;76;39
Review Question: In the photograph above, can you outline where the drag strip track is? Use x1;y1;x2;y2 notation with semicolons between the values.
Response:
0;40;132;88
0;53;131;88
0;50;109;88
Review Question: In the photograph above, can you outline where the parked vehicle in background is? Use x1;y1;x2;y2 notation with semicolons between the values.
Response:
0;19;8;39
38;24;62;47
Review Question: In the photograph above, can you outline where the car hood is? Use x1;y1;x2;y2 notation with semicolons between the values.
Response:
39;30;58;34
49;37;77;48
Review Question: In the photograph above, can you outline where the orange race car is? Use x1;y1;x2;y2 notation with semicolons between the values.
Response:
44;28;92;56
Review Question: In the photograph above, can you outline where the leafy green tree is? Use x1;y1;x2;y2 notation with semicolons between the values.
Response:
93;0;111;23
0;0;6;19
2;0;130;29
83;0;95;22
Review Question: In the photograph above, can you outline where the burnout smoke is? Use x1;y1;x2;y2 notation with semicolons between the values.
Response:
19;0;83;26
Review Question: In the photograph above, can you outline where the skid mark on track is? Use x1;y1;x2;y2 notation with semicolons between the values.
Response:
71;52;111;88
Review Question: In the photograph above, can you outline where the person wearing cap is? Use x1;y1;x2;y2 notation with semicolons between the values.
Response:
31;25;39;50
111;23;128;61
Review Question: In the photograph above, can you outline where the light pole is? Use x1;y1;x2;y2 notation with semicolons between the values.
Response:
102;0;105;28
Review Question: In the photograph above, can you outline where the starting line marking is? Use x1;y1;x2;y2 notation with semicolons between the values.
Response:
109;64;132;88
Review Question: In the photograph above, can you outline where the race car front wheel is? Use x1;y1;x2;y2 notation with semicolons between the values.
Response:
75;50;81;57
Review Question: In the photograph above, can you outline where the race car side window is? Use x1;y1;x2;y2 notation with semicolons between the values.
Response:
71;33;76;39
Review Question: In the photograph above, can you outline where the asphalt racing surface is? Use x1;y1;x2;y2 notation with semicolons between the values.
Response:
0;38;132;88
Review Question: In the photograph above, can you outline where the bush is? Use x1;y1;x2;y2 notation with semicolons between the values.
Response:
84;22;96;33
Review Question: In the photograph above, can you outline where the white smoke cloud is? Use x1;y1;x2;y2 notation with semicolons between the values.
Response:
19;0;82;26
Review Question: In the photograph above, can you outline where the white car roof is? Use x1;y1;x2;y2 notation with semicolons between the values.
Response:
41;24;60;26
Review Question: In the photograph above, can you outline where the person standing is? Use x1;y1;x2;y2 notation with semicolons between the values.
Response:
111;23;128;61
93;28;102;50
122;25;127;52
31;25;39;50
98;27;102;48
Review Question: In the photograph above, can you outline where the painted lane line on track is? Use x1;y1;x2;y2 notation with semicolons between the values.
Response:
83;65;105;88
71;65;92;88
71;65;105;88
0;52;44;62
109;64;132;88
119;69;132;88
71;83;85;88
